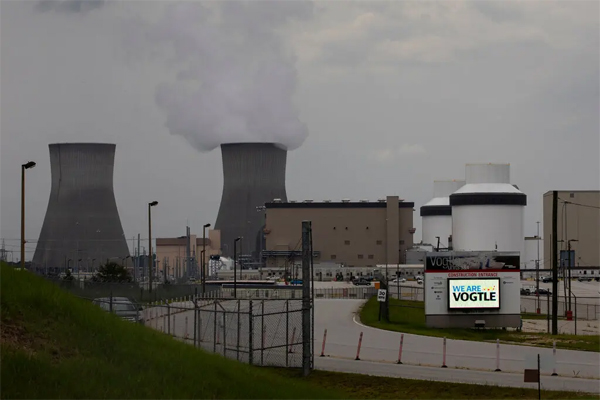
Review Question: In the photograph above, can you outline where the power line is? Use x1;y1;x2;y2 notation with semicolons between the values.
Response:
559;198;600;210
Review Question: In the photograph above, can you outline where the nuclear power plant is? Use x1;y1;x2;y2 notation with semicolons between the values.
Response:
32;143;130;270
214;143;288;258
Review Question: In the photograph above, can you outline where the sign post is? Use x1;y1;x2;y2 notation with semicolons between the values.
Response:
377;289;387;321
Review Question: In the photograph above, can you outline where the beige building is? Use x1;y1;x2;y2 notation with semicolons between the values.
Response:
156;230;221;279
543;190;599;269
264;196;415;269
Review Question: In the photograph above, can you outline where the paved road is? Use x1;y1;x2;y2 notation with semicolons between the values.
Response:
313;300;600;380
314;357;600;393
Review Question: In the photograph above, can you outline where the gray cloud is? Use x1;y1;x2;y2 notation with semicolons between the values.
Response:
126;1;313;152
35;0;105;14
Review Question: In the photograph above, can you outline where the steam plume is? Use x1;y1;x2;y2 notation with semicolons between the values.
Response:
141;1;312;151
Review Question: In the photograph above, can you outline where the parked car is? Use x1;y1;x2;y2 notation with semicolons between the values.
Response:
92;297;144;324
535;288;551;296
520;288;531;295
541;276;555;283
390;277;407;284
577;276;593;282
352;278;371;286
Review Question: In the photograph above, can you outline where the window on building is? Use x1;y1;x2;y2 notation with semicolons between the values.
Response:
368;254;374;259
345;240;351;245
331;254;337;260
399;240;405;245
358;254;364;259
376;240;383;245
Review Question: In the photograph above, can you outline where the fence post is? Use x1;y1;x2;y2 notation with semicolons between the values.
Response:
574;297;577;336
261;300;265;366
441;337;448;368
213;302;217;352
495;339;501;371
320;329;327;357
173;314;176;337
285;300;289;366
551;341;558;376
223;311;227;357
109;290;113;313
167;303;171;335
249;300;254;365
355;332;363;360
185;316;189;340
162;314;166;333
236;300;240;361
197;306;202;343
193;287;198;347
397;333;404;364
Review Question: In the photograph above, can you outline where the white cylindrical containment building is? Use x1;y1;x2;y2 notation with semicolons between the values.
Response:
420;180;465;249
450;163;526;253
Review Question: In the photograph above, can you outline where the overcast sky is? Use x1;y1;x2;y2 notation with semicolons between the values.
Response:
1;0;598;260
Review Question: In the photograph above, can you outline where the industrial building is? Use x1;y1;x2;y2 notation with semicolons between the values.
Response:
450;163;526;254
543;190;600;270
155;229;221;280
420;180;465;249
263;196;415;269
32;143;130;271
214;143;287;258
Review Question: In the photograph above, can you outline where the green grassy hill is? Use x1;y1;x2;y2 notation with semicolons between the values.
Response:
0;265;338;399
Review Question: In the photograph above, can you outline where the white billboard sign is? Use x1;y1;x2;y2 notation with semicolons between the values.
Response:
448;278;500;309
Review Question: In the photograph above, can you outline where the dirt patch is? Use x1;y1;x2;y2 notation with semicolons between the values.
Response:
1;315;78;361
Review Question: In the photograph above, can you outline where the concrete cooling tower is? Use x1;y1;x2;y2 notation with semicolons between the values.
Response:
449;163;526;253
32;143;130;270
215;143;287;258
420;180;465;248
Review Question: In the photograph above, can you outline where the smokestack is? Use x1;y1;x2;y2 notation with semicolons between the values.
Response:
33;143;130;270
215;143;287;257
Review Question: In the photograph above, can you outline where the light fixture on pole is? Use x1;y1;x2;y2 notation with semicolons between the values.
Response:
21;161;36;270
202;223;211;294
233;237;241;298
148;201;158;293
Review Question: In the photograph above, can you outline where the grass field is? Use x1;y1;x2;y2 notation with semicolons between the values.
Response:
1;264;596;399
359;297;599;352
274;369;598;400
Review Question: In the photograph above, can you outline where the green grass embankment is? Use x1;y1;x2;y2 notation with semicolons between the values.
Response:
359;297;599;352
0;265;339;399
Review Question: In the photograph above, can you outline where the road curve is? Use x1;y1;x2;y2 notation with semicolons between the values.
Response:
313;299;600;392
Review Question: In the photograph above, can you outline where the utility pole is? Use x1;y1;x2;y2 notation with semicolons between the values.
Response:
148;201;158;293
21;161;36;270
551;191;558;335
536;221;540;314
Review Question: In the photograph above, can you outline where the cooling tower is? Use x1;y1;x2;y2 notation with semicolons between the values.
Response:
420;180;465;248
215;143;287;257
32;143;130;270
450;163;526;253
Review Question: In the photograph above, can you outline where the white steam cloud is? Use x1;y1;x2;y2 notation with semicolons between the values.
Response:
132;1;313;152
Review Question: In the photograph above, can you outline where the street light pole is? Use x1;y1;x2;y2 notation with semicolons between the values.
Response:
536;221;540;314
148;201;158;293
202;223;211;294
234;237;241;298
21;161;36;270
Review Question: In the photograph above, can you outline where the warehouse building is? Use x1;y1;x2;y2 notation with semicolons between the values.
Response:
543;190;600;269
263;196;415;269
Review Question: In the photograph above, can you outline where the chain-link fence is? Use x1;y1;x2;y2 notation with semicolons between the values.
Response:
44;277;222;304
139;298;305;368
520;295;600;321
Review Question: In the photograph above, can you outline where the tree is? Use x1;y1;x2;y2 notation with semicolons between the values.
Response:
63;269;75;281
93;261;131;283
